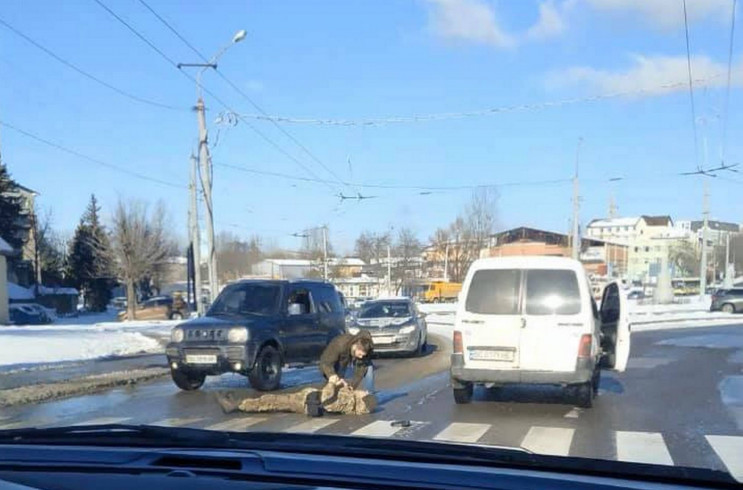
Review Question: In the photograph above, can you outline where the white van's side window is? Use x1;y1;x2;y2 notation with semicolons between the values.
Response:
465;269;520;315
524;269;582;315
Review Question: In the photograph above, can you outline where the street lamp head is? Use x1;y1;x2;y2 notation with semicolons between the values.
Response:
232;30;247;43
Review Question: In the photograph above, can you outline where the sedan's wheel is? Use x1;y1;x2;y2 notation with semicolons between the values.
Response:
570;382;594;409
248;345;282;391
453;383;473;404
722;303;736;314
171;369;206;391
418;335;428;356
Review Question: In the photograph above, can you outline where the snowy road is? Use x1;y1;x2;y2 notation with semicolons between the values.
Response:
1;324;743;480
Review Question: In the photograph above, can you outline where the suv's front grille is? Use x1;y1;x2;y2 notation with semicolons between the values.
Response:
185;328;226;341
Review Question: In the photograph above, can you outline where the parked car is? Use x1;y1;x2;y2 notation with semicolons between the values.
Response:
347;298;428;356
710;288;743;313
450;256;630;408
627;290;645;300
111;296;127;309
166;279;346;391
117;296;188;321
9;304;53;325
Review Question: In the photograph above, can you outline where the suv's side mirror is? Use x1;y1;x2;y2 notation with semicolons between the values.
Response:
288;303;304;316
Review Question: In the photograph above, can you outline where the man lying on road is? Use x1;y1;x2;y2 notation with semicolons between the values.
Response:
216;331;376;416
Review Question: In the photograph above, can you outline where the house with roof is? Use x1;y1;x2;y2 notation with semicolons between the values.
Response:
0;236;12;323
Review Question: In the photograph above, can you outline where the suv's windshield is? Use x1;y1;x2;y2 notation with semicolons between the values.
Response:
358;302;411;318
208;284;281;316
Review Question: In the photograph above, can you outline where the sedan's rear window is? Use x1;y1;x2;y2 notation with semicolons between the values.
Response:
465;269;520;315
525;269;582;315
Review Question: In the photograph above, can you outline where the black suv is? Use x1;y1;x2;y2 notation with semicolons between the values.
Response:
166;279;345;391
710;288;743;314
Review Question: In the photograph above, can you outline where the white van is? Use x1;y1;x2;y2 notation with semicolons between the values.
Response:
450;256;630;408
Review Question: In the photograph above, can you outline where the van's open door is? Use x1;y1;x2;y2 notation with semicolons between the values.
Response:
599;281;631;372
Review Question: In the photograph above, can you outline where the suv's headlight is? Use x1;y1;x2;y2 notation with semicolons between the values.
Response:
171;328;184;343
399;325;416;334
228;327;249;343
347;326;360;335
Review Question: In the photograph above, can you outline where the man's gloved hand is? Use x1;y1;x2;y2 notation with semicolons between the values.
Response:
328;375;342;386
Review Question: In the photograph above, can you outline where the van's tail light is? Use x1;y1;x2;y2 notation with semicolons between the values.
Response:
453;330;463;354
577;334;592;359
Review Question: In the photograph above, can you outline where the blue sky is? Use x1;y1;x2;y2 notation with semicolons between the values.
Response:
1;0;742;253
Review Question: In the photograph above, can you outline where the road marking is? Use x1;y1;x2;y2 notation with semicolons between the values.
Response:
564;408;581;419
149;417;204;427
521;427;575;456
73;417;131;426
204;417;267;432
615;431;673;466
351;420;403;438
706;435;743;482
433;423;490;443
285;418;340;434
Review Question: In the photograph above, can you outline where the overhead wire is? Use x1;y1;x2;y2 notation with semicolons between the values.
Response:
132;0;348;189
721;0;738;164
0;119;185;190
682;0;701;170
0;16;185;111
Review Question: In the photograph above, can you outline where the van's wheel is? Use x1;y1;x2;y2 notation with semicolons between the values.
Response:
433;297;440;303
570;382;593;408
722;303;736;314
171;369;205;391
453;383;473;404
248;345;282;391
591;368;601;395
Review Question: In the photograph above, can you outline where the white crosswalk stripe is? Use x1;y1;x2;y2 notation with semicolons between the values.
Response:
433;423;490;443
204;417;267;432
285;418;340;434
706;435;743;482
73;417;131;426
521;427;575;456
615;431;673;466
149;417;204;427
351;420;404;438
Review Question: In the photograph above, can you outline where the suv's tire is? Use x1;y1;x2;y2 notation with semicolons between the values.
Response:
570;382;594;408
170;311;184;320
722;303;736;314
171;369;205;391
453;383;473;404
248;345;282;391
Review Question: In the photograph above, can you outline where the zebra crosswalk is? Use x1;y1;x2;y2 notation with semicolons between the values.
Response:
1;415;741;481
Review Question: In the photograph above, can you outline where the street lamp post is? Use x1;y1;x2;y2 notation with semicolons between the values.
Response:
179;30;246;304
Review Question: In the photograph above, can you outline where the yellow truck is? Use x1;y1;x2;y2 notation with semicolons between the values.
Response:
422;281;462;303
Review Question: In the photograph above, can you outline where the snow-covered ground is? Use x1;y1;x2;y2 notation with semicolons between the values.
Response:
0;309;178;370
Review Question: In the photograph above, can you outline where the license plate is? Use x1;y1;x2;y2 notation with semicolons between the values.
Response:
469;349;514;362
185;354;217;364
373;336;395;345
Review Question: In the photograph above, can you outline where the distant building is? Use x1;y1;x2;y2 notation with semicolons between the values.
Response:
333;275;380;302
327;257;366;278
676;219;741;248
252;259;313;279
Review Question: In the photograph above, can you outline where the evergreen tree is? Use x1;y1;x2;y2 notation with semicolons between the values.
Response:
0;163;23;250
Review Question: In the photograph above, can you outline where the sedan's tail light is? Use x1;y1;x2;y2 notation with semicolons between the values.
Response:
453;330;463;354
577;334;592;358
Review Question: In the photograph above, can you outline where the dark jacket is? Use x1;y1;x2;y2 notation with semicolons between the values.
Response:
319;331;373;389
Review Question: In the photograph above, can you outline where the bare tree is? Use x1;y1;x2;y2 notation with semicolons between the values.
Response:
392;227;422;290
354;230;390;277
111;200;171;320
669;241;700;277
216;231;263;282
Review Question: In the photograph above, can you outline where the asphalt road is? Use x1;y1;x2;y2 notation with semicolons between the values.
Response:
1;325;742;480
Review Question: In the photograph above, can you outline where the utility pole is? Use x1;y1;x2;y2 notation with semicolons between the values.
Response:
189;153;203;315
571;138;583;260
724;232;733;288
700;181;709;298
387;243;392;294
196;98;218;304
322;225;328;280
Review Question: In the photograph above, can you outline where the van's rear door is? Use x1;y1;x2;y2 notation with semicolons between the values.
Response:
600;281;631;372
459;269;522;371
519;269;586;373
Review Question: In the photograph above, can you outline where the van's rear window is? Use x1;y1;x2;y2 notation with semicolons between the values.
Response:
465;269;520;315
525;269;581;315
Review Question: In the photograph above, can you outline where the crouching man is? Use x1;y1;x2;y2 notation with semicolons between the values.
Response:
215;331;376;416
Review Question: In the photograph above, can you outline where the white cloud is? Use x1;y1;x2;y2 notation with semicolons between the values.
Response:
547;54;742;96
585;0;733;30
526;1;569;40
424;0;516;48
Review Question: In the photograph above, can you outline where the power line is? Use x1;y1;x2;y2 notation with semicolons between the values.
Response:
0;119;185;190
0;16;184;111
722;0;738;163
135;0;348;187
682;0;700;170
94;0;340;192
222;76;723;127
